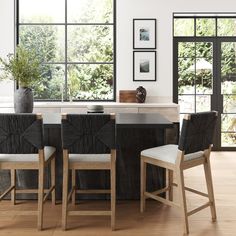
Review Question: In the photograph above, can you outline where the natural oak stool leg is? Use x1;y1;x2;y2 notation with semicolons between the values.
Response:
72;169;76;206
140;158;147;213
11;169;16;205
62;150;69;230
204;157;217;221
176;169;189;235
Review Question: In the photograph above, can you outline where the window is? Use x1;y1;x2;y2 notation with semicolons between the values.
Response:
17;0;116;101
173;13;236;150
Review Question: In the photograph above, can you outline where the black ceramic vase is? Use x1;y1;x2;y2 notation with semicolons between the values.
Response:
136;86;147;103
14;87;34;113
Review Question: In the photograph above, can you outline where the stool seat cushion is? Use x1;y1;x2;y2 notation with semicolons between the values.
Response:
0;146;56;162
141;144;204;164
69;153;110;163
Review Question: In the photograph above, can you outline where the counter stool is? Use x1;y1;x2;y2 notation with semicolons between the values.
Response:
0;113;56;230
61;113;116;230
140;111;218;235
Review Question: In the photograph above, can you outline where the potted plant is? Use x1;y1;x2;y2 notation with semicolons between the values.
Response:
0;46;41;113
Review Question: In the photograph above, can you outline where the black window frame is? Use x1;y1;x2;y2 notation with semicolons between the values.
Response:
15;0;116;102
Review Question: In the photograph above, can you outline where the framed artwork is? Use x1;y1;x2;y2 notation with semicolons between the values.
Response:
133;51;156;81
133;18;156;49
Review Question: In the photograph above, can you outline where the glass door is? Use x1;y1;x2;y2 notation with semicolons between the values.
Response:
173;14;236;150
220;40;236;148
176;39;214;120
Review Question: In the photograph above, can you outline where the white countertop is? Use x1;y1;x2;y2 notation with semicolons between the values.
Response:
0;102;179;108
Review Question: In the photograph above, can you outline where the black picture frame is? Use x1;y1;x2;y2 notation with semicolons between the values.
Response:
133;51;156;81
133;18;156;49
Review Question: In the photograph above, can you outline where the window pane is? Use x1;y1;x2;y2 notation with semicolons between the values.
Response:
196;95;211;112
19;25;65;63
19;0;65;23
67;64;113;100
221;114;236;132
218;18;236;36
224;95;236;113
222;133;236;147
68;0;113;23
178;42;195;58
196;18;216;36
221;42;236;94
32;64;65;100
67;26;113;62
196;42;213;58
178;58;195;94
179;95;195;113
174;18;194;36
196;58;213;94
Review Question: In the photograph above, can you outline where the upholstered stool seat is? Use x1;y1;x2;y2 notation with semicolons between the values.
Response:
141;144;204;164
0;146;56;162
69;153;110;163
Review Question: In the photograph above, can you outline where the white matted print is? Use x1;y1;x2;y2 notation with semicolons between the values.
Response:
133;51;156;81
133;19;156;49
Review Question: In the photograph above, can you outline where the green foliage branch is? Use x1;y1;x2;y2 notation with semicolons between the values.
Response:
0;46;41;88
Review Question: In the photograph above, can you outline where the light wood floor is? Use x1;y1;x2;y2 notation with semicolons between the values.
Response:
0;152;235;236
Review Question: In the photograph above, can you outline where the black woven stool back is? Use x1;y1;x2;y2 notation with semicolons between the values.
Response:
0;114;43;154
62;114;115;154
178;111;218;154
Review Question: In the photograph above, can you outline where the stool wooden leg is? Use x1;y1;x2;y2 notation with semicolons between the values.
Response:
166;169;173;201
140;158;146;213
38;164;45;230
176;169;189;235
51;156;56;205
11;169;16;205
62;151;69;230
72;169;76;205
111;152;116;231
204;158;217;221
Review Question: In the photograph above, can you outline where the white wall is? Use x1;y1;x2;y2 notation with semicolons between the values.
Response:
0;0;14;101
1;0;236;102
0;0;14;57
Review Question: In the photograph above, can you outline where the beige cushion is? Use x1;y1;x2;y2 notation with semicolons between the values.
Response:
0;146;56;162
141;144;204;164
69;154;110;163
